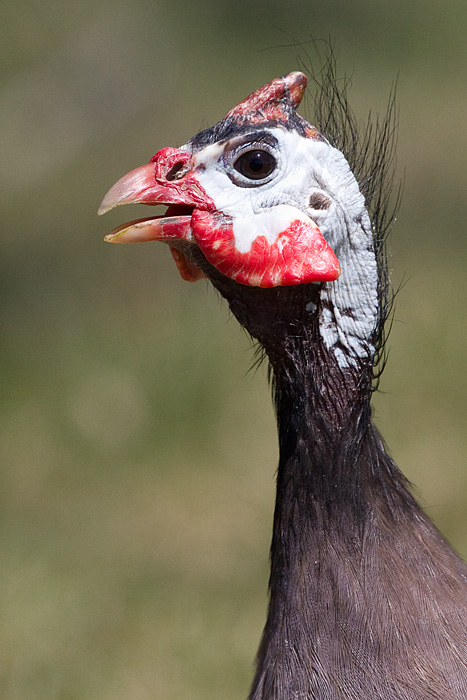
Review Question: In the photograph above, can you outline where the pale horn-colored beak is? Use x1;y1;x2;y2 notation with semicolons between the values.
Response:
98;163;159;215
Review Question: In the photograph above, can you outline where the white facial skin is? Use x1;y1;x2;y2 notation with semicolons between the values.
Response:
191;127;379;370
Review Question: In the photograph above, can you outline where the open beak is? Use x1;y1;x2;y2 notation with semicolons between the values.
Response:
98;149;203;244
98;149;210;281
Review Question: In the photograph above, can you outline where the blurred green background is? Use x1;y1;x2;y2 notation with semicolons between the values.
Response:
2;1;467;698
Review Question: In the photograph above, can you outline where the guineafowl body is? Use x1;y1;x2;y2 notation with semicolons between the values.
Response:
100;68;467;699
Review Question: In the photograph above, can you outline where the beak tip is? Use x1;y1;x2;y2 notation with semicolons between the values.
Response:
97;196;114;216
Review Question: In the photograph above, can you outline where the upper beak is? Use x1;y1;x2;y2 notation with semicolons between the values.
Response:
98;157;202;216
98;163;161;215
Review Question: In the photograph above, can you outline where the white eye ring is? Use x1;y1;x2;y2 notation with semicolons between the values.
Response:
223;141;281;188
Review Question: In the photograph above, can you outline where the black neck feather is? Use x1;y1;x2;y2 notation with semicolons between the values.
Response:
197;258;417;525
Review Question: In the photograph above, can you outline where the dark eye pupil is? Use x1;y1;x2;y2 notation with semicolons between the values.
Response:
234;150;276;180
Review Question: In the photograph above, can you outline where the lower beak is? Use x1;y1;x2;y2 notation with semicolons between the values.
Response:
103;214;193;244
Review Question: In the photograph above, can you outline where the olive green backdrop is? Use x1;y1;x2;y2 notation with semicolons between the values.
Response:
2;1;467;698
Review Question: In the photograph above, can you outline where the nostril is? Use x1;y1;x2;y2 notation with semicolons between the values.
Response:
166;161;188;181
152;147;192;182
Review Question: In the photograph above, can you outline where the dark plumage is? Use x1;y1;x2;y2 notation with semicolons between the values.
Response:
100;58;467;698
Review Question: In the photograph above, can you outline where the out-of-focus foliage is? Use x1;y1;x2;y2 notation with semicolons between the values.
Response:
1;2;467;698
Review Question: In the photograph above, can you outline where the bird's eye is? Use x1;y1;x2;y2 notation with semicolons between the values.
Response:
233;149;276;180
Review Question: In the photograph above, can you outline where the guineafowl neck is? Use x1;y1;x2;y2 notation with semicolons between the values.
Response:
269;336;414;529
249;334;467;700
248;345;416;700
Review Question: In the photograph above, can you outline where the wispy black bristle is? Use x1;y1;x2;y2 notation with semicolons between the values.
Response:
295;40;400;387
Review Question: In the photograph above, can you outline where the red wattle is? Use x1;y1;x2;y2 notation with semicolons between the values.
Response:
191;210;340;288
